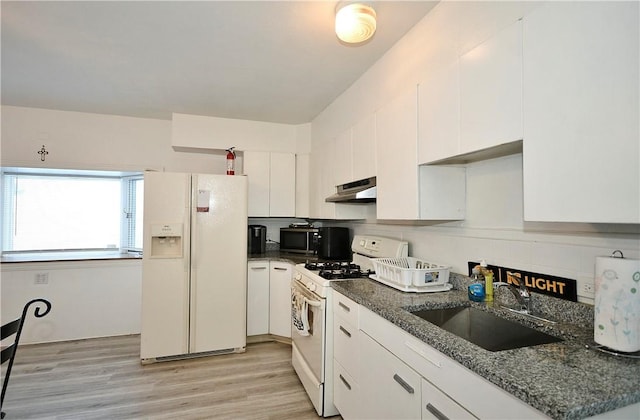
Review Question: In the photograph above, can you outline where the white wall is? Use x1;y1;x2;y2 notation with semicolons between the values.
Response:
1;260;141;344
0;106;228;344
1;105;229;173
311;1;640;305
0;106;310;343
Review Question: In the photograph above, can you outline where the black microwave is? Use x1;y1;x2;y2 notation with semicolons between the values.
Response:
280;228;319;254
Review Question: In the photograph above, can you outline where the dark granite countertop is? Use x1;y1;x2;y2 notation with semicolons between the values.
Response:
248;250;319;265
331;275;640;420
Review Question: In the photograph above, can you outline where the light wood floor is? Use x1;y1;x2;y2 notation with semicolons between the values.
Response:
2;335;333;420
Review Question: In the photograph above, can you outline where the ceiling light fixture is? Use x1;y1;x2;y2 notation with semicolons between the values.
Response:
335;2;377;44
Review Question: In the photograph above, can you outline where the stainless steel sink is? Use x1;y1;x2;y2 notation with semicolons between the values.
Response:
410;306;563;352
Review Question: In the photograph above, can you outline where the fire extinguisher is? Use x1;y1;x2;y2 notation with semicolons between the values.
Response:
225;147;236;175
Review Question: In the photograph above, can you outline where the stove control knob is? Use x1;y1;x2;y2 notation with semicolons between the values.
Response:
307;282;317;292
359;239;366;246
294;273;302;281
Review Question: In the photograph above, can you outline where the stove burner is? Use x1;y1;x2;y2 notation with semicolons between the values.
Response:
305;261;359;271
304;261;372;280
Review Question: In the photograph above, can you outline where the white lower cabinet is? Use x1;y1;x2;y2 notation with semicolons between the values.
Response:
247;261;270;336
359;331;422;419
359;306;545;420
269;261;292;338
247;261;292;339
333;360;360;420
332;291;545;420
422;378;475;420
333;293;361;418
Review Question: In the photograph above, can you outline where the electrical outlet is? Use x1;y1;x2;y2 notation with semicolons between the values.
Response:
34;273;49;285
581;282;595;297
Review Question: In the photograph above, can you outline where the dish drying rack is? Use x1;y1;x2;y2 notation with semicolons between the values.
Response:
370;257;452;293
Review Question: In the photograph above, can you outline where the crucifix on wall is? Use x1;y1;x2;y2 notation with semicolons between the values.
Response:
37;145;48;161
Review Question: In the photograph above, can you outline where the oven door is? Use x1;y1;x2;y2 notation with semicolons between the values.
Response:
291;279;326;416
291;279;326;383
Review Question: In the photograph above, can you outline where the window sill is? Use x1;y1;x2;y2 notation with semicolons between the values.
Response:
1;251;142;264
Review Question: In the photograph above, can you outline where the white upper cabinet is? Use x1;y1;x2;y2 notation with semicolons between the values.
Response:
295;154;310;218
522;2;639;223
244;151;270;217
330;114;376;187
308;138;373;220
332;128;353;187
268;152;296;217
376;87;420;220
459;19;523;154
244;151;296;217
351;113;377;181
377;87;466;221
418;60;460;165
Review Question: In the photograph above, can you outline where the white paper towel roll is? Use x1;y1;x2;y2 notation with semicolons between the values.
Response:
594;256;640;352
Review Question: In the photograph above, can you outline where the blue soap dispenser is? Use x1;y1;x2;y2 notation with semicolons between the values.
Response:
468;266;485;302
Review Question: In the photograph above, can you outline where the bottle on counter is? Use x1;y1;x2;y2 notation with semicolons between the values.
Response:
480;260;493;303
484;270;494;303
468;266;485;302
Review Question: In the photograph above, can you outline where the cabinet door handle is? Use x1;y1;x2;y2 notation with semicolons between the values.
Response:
339;325;352;338
426;403;449;420
339;374;352;390
273;267;288;271
250;266;267;270
393;373;414;394
338;302;351;312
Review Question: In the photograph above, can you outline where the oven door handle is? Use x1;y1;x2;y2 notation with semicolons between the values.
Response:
293;279;325;309
304;297;322;307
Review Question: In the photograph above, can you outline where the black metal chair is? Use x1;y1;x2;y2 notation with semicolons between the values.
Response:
1;299;52;419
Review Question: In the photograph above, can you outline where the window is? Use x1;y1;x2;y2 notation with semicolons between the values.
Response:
1;168;143;254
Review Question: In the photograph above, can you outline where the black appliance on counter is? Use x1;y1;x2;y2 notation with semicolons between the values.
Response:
317;227;351;260
248;225;267;254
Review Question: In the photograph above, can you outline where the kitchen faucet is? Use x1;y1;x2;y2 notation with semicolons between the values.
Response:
494;278;531;313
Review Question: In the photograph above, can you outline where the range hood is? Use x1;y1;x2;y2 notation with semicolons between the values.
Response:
325;177;376;203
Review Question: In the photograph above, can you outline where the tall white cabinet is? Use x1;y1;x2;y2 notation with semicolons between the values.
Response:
418;61;460;165
522;2;639;223
459;19;523;154
351;113;377;182
376;87;420;220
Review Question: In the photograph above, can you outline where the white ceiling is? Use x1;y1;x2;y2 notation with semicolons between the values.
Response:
1;1;437;124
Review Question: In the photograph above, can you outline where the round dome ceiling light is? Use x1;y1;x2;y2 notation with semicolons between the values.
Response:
335;2;377;44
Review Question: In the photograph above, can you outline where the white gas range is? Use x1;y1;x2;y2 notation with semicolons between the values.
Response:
291;235;408;417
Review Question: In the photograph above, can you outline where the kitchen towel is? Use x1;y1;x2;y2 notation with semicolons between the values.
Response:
594;255;640;352
291;289;309;336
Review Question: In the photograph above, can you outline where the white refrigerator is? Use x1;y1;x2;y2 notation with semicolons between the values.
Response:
140;172;248;362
